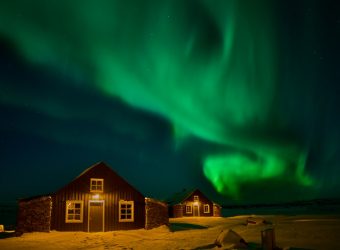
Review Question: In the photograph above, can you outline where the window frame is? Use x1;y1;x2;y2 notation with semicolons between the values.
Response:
193;195;199;201
203;204;210;213
90;178;104;193
186;204;192;214
119;200;134;222
65;200;84;223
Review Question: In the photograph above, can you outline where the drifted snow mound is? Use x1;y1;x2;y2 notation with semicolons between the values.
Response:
246;216;265;225
214;229;248;249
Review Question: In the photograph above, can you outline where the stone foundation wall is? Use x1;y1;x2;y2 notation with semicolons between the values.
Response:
213;204;221;217
16;196;52;233
145;198;168;230
172;204;183;218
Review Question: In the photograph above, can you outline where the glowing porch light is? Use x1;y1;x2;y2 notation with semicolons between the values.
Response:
92;194;100;199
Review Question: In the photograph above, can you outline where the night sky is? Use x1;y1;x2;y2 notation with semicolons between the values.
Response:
0;0;339;205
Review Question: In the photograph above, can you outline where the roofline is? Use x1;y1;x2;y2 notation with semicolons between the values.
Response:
75;161;105;179
18;194;52;202
213;202;222;207
181;188;198;202
54;161;145;197
170;188;221;207
53;161;105;194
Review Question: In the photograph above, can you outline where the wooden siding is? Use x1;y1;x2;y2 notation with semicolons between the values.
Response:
51;162;145;231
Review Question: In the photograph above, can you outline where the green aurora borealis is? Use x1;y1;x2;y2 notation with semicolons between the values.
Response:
0;0;339;202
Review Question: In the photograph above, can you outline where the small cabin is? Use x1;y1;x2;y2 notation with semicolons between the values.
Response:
167;189;221;218
16;162;168;233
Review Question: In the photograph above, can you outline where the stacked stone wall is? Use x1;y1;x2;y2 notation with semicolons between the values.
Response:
16;196;52;233
172;204;183;218
145;198;168;229
213;204;222;217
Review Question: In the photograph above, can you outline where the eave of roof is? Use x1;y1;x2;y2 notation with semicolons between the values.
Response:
166;188;197;206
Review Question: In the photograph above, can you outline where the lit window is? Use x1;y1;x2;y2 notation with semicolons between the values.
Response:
119;200;134;222
186;205;192;213
90;178;104;192
65;200;83;223
204;204;210;213
194;195;199;201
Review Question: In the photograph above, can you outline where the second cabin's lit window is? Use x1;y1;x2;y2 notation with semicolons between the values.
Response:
90;178;104;192
193;195;199;201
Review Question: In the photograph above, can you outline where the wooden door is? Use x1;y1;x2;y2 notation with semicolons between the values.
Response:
89;201;104;232
193;205;199;217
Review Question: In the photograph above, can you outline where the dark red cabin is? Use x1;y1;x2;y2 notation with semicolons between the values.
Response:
51;162;145;232
17;162;169;233
167;189;221;218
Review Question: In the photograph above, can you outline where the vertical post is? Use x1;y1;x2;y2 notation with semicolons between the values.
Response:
261;228;276;250
144;197;150;229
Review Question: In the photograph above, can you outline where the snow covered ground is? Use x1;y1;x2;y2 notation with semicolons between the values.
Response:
1;215;340;249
